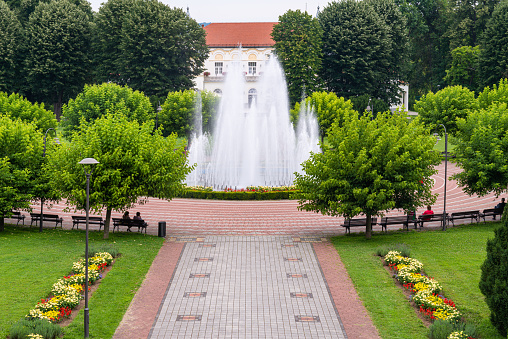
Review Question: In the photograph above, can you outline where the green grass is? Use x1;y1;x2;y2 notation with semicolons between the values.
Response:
0;225;164;339
331;223;504;339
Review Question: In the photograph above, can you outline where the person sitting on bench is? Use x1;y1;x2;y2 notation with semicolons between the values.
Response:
493;198;506;220
421;205;434;221
133;212;148;229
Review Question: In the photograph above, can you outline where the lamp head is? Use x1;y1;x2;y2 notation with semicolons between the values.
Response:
79;158;99;166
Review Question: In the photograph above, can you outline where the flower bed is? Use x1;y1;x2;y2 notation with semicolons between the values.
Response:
26;252;113;324
384;251;474;338
180;185;299;200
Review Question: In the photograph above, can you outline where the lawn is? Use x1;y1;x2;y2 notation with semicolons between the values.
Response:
0;224;164;339
331;222;504;339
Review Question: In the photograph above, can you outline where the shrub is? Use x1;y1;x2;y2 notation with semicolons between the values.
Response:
9;318;62;339
428;319;454;339
180;190;296;200
376;243;411;258
88;243;120;258
0;92;57;132
479;214;508;337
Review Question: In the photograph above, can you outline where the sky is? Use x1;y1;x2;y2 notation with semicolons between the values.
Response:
87;0;324;23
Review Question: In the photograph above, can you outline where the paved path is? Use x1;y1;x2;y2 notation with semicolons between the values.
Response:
114;236;379;339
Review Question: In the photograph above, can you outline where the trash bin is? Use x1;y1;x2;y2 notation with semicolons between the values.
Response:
158;221;166;237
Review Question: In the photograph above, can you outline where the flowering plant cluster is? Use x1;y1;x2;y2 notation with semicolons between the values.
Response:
26;252;113;323
245;186;297;192
448;331;473;339
385;251;461;322
185;185;213;192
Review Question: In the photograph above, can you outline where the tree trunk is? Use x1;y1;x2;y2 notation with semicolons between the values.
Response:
0;216;4;232
365;214;372;239
103;208;112;240
53;91;63;121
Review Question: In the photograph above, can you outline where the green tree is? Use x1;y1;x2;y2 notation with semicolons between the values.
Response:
0;0;24;94
444;45;480;91
293;110;440;239
291;91;355;144
0;116;51;231
159;90;218;137
477;78;508;109
478;1;508;89
46;113;191;238
116;0;209;98
92;0;135;85
453;102;508;196
0;92;57;132
414;85;478;135
479;212;508;337
271;9;323;107
24;0;92;120
349;94;391;118
61;83;154;138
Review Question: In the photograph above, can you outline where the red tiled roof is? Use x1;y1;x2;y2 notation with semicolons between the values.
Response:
204;22;277;47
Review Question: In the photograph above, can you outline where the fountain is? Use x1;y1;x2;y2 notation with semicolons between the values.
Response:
185;54;320;189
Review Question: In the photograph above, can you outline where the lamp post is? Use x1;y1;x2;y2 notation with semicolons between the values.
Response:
78;157;99;339
40;128;60;232
156;103;162;131
366;98;374;120
435;124;448;230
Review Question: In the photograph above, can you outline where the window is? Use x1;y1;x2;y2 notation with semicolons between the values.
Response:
215;62;223;75
248;88;257;107
248;62;257;75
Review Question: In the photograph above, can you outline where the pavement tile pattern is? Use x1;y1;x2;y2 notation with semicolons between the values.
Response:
148;236;348;339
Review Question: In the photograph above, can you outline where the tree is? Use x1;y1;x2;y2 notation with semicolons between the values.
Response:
0;116;50;231
319;0;408;105
349;94;390;118
115;0;209;98
479;212;508;337
0;0;24;94
478;1;508;89
159;90;218;137
46;113;191;239
271;9;323;107
414;85;478;135
24;0;92;120
0;91;57;132
443;46;480;91
293;110;440;239
477;78;508;109
453;102;508;196
60;83;154;138
291;91;355;144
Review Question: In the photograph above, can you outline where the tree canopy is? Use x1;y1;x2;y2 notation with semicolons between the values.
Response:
46;113;191;238
444;45;480;91
60;83;154;138
24;0;92;119
293;110;440;239
0;0;24;94
272;9;323;107
0;91;57;132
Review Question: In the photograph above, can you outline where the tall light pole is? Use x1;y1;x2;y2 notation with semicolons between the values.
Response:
366;98;374;120
436;124;448;230
78;157;99;338
40;128;60;232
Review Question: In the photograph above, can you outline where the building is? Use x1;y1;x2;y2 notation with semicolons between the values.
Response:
195;22;408;112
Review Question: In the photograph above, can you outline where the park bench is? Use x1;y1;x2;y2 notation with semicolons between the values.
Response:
72;216;105;230
112;218;147;233
341;217;379;234
379;215;417;231
9;211;26;225
417;213;448;228
480;208;504;222
448;210;480;226
30;213;63;229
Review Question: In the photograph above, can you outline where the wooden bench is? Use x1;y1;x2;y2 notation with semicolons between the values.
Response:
379;215;417;231
30;213;63;229
72;216;105;230
417;213;448;228
480;208;504;222
341;217;379;234
9;211;25;225
448;210;480;226
112;218;147;233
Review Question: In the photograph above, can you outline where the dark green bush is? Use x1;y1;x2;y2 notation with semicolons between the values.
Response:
9;318;62;339
428;319;454;339
180;190;297;200
479;213;508;337
376;243;411;258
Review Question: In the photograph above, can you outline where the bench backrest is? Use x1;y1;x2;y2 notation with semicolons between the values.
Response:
382;216;410;223
419;213;447;221
345;217;377;226
31;213;60;219
451;211;479;216
72;216;103;221
483;208;502;213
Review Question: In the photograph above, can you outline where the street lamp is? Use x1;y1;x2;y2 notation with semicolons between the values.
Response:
40;128;60;232
78;157;99;339
156;103;162;131
434;124;448;230
366;98;374;120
